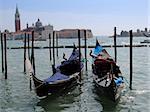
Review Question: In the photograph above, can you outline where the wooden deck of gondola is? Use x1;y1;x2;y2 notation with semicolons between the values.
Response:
94;80;125;102
93;73;125;102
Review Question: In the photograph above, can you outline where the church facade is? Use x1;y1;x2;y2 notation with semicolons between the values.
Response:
5;5;53;40
3;5;93;40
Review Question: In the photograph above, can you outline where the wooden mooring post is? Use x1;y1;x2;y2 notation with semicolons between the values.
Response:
129;30;133;90
78;29;81;81
49;33;52;61
114;27;117;62
52;31;55;67
1;32;4;73
27;34;30;60
30;31;36;90
4;33;7;79
31;31;36;75
56;33;58;57
24;33;27;73
84;30;87;71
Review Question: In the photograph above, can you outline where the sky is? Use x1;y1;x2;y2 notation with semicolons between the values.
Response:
0;0;149;35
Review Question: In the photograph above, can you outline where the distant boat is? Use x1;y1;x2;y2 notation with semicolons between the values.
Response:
140;39;150;44
143;32;150;37
34;38;47;41
90;40;125;102
26;46;84;97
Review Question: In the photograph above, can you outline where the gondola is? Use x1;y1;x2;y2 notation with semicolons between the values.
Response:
26;46;84;97
140;39;150;44
90;40;124;101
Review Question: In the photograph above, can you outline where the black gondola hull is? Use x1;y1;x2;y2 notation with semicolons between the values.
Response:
90;40;124;102
32;71;82;97
93;75;124;102
27;47;84;97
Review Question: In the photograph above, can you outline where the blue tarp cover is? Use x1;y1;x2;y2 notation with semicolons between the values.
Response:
69;49;79;60
44;72;69;83
94;44;103;56
114;77;124;86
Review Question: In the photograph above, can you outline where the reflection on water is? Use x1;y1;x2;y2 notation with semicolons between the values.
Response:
37;86;81;112
0;79;13;111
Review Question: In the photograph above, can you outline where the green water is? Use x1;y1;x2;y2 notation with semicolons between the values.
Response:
0;37;150;112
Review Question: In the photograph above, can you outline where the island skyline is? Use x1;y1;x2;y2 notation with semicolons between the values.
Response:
0;0;149;35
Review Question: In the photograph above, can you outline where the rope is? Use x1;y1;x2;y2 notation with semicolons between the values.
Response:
81;58;89;62
97;74;108;83
34;82;45;90
29;74;46;90
32;75;43;83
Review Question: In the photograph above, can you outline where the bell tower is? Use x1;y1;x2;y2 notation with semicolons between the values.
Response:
15;5;21;32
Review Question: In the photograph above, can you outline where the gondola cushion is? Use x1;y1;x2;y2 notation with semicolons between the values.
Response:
44;72;69;83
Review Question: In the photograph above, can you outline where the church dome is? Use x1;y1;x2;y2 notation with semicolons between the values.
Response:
35;18;42;28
